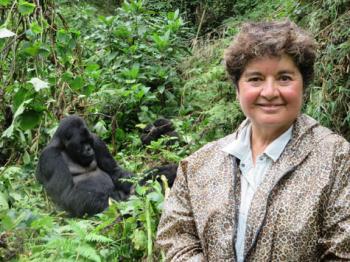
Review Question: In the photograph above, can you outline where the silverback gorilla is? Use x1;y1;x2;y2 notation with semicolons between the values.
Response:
36;115;133;217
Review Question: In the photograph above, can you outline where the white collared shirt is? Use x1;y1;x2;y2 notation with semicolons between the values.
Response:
222;124;293;262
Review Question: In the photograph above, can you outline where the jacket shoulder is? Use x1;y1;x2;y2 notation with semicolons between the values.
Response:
179;133;237;174
185;118;250;161
307;117;349;151
296;114;349;149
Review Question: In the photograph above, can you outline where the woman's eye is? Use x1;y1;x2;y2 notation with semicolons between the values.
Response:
248;77;262;82
279;75;292;81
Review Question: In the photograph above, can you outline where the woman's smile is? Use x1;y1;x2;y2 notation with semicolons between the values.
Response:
255;103;285;113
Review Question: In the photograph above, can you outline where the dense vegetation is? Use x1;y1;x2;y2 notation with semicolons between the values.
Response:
0;0;349;260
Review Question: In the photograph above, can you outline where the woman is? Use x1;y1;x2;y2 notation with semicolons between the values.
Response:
156;20;350;261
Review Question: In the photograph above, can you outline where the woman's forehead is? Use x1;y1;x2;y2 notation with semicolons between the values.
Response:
242;55;299;74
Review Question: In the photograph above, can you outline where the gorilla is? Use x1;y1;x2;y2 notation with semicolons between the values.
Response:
36;115;133;217
140;118;179;145
144;164;178;188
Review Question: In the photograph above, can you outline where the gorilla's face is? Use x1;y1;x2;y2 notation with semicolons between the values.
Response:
63;122;95;167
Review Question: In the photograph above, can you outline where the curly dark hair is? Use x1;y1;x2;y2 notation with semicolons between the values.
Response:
224;20;316;89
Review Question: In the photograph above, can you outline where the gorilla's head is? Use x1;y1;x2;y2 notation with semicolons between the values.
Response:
54;115;95;166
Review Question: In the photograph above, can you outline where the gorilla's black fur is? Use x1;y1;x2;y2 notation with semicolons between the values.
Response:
144;164;178;188
36;115;132;217
141;118;178;145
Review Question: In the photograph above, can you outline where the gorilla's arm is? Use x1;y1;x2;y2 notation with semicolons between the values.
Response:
91;134;133;196
142;164;178;187
141;125;173;145
141;119;178;145
62;179;109;217
36;146;74;201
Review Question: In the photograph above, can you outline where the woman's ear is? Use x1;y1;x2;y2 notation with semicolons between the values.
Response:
235;84;240;100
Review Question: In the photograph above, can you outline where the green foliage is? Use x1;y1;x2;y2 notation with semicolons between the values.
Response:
0;0;193;161
300;0;350;140
76;1;191;129
179;57;244;147
145;0;236;34
0;0;87;162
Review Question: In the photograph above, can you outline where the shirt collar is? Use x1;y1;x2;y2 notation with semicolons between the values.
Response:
264;125;293;161
222;124;293;162
222;124;251;161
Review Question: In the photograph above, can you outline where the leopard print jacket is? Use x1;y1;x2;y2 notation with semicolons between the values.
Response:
156;114;350;261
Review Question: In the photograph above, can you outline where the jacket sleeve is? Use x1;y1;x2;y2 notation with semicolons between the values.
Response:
320;140;350;260
156;161;205;262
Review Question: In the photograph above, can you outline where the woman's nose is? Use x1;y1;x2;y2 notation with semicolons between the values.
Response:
260;79;279;99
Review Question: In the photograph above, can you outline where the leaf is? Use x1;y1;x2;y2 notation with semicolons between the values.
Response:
0;213;15;230
135;184;147;196
30;21;43;34
85;63;100;72
18;0;36;15
85;233;113;243
22;41;41;56
135;123;147;129
82;84;95;96
23;150;30;165
93;121;108;137
115;128;126;141
0;192;9;212
122;65;139;79
132;229;147;250
147;191;163;203
8;192;22;201
28;77;49;91
30;216;54;231
0;0;11;6
0;28;16;38
76;245;101;262
1;99;32;138
69;76;84;90
18;110;42;130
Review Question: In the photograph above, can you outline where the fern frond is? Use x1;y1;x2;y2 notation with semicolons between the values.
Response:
76;245;101;262
85;233;114;243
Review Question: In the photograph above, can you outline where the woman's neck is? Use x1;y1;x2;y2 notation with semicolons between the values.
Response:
250;124;291;164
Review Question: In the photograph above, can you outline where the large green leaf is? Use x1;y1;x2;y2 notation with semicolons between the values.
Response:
70;76;84;90
18;110;42;130
18;0;36;15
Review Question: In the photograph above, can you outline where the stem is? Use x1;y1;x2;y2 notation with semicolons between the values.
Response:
160;175;170;199
145;197;153;262
3;0;17;27
192;5;206;50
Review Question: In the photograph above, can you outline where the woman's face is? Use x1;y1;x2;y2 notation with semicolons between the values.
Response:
237;54;303;133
